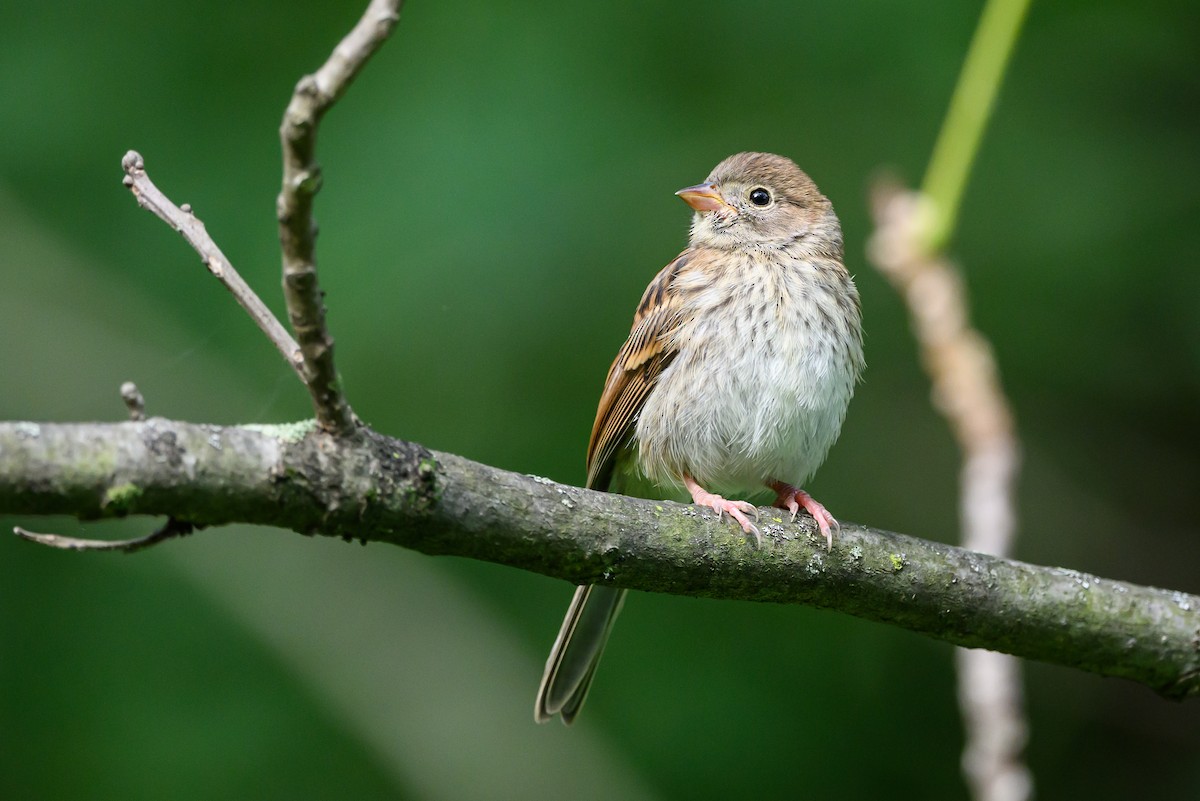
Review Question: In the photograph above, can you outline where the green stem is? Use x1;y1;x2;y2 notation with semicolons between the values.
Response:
920;0;1033;252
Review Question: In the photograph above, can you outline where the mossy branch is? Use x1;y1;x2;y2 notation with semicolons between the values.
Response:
3;418;1197;701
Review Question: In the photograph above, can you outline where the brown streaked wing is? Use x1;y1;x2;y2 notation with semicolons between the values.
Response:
585;252;690;490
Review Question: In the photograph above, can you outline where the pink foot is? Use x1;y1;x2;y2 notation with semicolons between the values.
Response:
683;474;761;546
769;481;838;551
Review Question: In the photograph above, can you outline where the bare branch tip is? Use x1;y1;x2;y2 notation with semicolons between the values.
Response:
13;526;109;551
121;150;145;174
868;171;906;217
13;519;195;553
120;381;146;421
13;526;47;543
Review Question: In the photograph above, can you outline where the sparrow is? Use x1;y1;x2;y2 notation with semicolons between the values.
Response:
534;152;863;724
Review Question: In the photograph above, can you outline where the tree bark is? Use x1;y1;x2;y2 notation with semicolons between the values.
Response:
3;418;1197;700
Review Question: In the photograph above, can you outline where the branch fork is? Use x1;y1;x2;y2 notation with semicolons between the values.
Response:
119;1;404;436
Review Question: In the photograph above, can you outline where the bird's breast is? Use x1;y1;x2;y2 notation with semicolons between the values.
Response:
633;254;862;495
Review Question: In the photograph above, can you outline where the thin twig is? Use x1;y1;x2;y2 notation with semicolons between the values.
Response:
276;0;403;435
869;185;1031;801
120;151;305;381
14;517;195;553
868;2;1035;797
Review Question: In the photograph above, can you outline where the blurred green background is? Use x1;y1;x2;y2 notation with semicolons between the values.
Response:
2;0;1198;798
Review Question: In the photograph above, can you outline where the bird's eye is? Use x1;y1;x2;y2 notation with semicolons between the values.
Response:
749;187;771;206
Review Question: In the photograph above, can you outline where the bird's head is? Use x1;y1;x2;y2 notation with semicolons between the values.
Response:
677;152;840;256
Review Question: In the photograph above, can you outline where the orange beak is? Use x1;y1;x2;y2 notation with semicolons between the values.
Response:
675;182;733;213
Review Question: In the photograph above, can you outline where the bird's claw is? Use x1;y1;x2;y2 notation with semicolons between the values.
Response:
708;497;761;546
770;483;837;551
684;477;763;546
